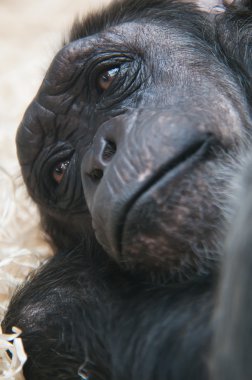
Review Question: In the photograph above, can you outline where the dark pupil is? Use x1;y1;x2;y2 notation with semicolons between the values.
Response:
55;160;70;175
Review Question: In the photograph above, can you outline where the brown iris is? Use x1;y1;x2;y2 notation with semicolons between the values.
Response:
97;67;119;92
52;160;70;184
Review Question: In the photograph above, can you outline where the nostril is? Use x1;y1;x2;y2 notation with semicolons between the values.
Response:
85;139;116;184
102;140;117;162
88;168;104;182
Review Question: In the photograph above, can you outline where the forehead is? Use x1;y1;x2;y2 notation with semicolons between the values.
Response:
46;20;206;87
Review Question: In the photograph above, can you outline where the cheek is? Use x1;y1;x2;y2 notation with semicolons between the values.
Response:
41;208;96;251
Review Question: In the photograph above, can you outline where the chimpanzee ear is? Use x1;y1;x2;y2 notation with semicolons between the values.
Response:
194;0;252;13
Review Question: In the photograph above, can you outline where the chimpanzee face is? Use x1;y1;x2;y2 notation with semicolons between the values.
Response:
16;3;251;280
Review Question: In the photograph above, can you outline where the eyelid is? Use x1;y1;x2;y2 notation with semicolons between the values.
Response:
85;51;133;73
85;53;133;87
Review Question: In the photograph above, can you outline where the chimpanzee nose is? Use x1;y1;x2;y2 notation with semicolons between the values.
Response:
82;116;134;184
83;124;117;182
87;137;117;182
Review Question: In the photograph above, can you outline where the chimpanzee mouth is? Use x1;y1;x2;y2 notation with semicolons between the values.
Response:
116;134;216;256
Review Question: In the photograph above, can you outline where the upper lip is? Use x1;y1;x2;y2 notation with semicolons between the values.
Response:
116;134;216;255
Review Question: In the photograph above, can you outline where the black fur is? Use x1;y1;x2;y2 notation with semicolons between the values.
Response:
2;0;252;379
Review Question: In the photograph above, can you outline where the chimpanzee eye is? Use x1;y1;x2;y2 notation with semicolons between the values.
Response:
52;160;70;184
97;67;120;92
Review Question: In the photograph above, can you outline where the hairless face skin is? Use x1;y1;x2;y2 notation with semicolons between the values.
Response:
3;0;252;379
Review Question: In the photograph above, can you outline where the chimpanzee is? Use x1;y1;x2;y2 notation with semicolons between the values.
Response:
2;0;252;379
